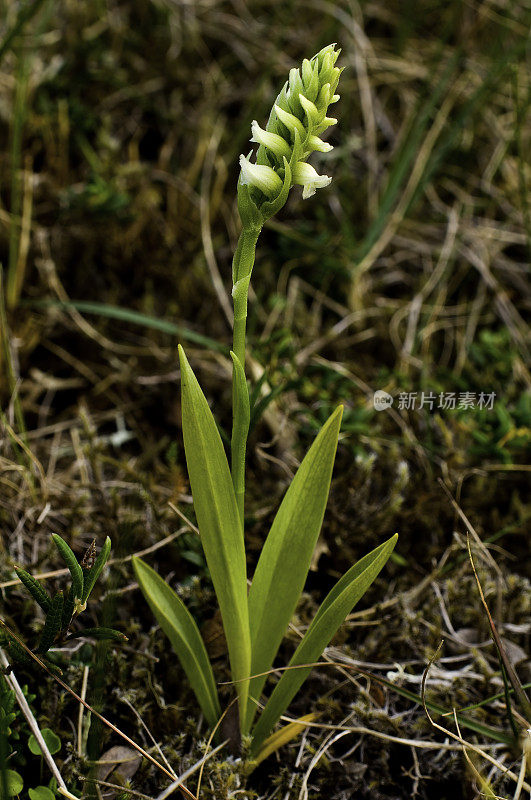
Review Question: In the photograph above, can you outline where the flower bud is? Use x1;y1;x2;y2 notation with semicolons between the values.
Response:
299;94;320;127
250;121;291;160
274;104;306;141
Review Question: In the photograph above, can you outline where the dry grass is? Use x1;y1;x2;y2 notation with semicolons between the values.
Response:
0;0;530;797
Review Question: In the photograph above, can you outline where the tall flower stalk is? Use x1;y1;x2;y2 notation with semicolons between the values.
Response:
134;44;398;762
231;43;342;521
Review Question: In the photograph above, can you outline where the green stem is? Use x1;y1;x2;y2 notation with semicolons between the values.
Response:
231;226;261;525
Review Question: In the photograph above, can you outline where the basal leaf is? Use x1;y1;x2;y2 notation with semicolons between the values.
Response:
251;535;398;752
178;346;251;723
133;557;220;728
245;406;342;732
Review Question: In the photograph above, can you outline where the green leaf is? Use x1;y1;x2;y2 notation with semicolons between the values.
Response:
13;568;51;614
2;769;23;797
28;728;61;756
66;627;127;642
133;557;220;727
60;588;75;630
51;535;83;603
3;635;32;667
178;345;251;723
81;537;111;604
245;406;342;732
37;592;64;654
28;787;55;800
250;535;398;752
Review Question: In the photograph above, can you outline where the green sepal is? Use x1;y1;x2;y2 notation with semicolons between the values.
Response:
302;59;319;102
81;536;111;604
260;158;292;221
286;68;305;117
51;535;83;603
13;568;51;614
66;627;128;642
37;592;64;654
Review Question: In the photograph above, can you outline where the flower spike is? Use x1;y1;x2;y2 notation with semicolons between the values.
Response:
237;44;342;227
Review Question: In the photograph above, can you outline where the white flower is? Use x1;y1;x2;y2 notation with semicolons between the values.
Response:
292;161;332;199
239;154;283;198
250;121;291;160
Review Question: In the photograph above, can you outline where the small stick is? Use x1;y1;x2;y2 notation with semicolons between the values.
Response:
77;664;89;757
512;729;530;800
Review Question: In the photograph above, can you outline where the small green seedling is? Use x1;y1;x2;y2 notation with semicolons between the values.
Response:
28;728;61;756
2;535;126;676
134;44;397;762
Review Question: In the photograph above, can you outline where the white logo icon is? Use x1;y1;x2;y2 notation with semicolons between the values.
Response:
373;390;393;411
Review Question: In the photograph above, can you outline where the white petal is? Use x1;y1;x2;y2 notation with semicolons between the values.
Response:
239;155;283;198
292;161;332;199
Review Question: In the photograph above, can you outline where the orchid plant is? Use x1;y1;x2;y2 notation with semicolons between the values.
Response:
133;45;397;763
